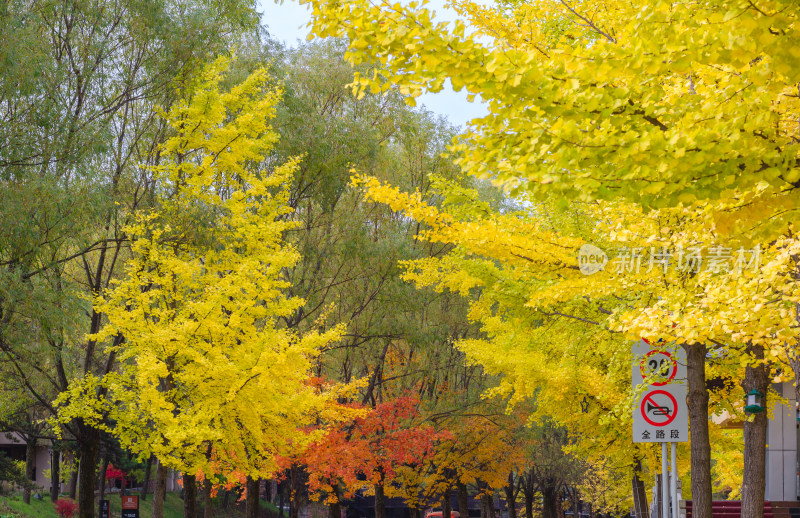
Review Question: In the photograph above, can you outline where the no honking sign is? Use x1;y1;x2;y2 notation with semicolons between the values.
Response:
632;339;688;443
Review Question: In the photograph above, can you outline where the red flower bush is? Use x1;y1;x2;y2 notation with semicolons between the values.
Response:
55;498;78;518
105;463;125;481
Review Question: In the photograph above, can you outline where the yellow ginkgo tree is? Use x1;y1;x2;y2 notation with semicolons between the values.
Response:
57;57;349;488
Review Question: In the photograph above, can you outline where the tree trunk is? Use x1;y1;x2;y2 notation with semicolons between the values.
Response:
541;483;557;518
97;456;109;514
184;473;198;518
246;476;260;518
203;478;213;518
141;455;153;501
23;436;37;504
504;473;517;518
290;466;299;518
481;491;495;518
78;425;100;518
277;480;285;517
443;486;452;518
741;342;769;518
328;484;341;518
152;462;167;518
51;444;61;502
457;481;470;518
571;489;578;518
684;343;712;518
66;447;78;500
631;458;648;518
523;475;534;518
375;482;386;518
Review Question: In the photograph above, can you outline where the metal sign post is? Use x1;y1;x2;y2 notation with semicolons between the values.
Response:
671;443;679;518
661;443;669;518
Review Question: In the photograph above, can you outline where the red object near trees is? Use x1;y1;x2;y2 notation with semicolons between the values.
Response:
105;463;125;482
303;395;450;501
55;498;79;518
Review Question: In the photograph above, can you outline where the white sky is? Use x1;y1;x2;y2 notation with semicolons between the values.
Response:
256;0;488;128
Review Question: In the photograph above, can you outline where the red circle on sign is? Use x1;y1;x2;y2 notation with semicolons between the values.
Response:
640;350;677;386
641;390;678;427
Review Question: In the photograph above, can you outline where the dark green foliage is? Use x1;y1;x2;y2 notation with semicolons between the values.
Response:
0;452;35;494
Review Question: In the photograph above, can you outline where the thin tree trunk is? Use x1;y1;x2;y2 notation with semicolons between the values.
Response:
631;458;648;518
504;473;517;518
203;478;212;518
184;473;198;518
481;491;495;518
290;466;299;518
78;425;99;518
66;447;78;500
278;480;285;517
23;436;36;504
51;444;61;502
97;456;109;513
741;342;769;518
443;486;452;518
328;484;341;518
152;462;167;518
246;476;260;518
375;481;386;518
571;488;578;518
457;481;470;518
141;455;153;501
684;343;712;518
523;474;534;518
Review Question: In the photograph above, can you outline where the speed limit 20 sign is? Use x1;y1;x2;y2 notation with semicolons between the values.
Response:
632;339;688;443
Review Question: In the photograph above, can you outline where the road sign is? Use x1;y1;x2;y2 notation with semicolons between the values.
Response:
632;339;688;443
640;350;677;386
99;500;110;518
641;390;678;426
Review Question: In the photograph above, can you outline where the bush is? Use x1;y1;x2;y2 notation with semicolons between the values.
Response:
0;453;36;495
54;498;78;518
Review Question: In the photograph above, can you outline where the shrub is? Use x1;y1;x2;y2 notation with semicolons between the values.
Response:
54;498;78;518
0;452;35;494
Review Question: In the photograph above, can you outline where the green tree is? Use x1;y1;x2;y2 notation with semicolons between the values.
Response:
0;2;259;516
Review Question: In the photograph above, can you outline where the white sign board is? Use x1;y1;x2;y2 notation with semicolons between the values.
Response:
632;339;688;443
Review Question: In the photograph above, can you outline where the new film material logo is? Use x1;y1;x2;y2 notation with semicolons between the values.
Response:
578;244;761;276
578;244;608;275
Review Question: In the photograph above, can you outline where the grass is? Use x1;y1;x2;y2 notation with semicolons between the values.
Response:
0;492;185;518
0;491;280;517
0;493;59;518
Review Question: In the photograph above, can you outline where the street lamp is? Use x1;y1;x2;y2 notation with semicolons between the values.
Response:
744;390;765;414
